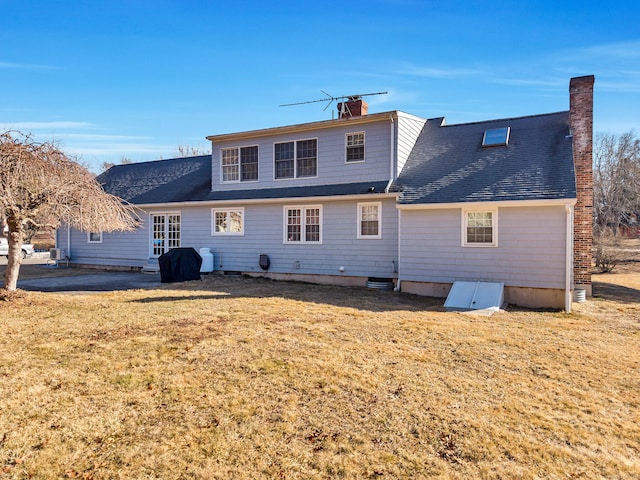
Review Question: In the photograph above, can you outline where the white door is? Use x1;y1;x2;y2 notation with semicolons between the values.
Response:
151;213;181;257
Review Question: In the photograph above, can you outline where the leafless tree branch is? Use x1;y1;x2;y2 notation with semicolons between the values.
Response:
1;131;140;291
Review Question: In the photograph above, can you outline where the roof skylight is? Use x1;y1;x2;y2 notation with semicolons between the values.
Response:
482;127;510;147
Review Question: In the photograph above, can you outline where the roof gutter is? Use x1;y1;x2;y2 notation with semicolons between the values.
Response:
396;198;577;210
130;192;399;210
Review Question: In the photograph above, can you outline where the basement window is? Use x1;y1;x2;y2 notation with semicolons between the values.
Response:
482;127;510;147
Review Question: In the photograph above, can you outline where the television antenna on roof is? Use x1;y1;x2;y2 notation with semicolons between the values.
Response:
280;90;388;118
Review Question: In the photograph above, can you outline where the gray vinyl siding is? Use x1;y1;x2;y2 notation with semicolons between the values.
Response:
60;216;150;267
396;113;427;176
55;227;68;252
63;198;399;278
212;120;393;190
399;205;568;289
208;198;398;277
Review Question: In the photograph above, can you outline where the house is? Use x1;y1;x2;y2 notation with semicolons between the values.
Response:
56;76;594;311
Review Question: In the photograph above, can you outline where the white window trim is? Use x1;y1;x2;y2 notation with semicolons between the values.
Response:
212;207;245;236
220;147;239;183
461;207;498;247
273;138;319;181
283;205;323;244
345;131;365;163
357;202;382;239
87;232;103;243
220;146;259;184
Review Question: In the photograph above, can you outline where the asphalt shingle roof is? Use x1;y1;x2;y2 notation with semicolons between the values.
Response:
391;111;576;204
98;111;575;207
97;155;388;204
201;181;390;202
97;155;212;204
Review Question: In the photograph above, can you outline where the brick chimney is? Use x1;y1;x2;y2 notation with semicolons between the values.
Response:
569;75;595;296
337;97;368;118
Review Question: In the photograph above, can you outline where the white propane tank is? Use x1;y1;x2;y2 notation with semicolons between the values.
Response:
199;248;214;273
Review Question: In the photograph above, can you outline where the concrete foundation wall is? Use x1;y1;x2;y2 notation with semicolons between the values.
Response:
400;280;567;310
244;271;371;288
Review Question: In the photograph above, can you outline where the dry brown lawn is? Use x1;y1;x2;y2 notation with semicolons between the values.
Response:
1;254;639;479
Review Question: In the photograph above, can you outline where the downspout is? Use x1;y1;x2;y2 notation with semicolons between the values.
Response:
395;209;402;292
387;113;402;292
67;225;71;262
385;113;396;193
565;204;573;313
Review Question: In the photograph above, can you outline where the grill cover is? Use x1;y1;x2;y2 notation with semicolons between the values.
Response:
158;248;202;283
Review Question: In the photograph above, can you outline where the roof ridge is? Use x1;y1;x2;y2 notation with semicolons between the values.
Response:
110;154;211;169
436;110;569;128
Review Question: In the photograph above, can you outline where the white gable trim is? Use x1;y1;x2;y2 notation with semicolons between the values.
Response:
208;112;400;143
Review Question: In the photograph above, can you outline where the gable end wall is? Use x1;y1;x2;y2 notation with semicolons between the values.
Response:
396;114;427;177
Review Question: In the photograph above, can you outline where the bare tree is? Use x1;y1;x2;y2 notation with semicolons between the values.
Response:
176;145;211;157
594;131;640;234
101;157;133;172
1;131;139;292
593;130;640;271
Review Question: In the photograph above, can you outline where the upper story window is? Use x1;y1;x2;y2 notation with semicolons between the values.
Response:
346;132;365;162
462;209;498;247
274;139;317;179
221;146;259;182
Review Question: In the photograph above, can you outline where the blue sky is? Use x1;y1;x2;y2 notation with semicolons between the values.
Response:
1;0;639;172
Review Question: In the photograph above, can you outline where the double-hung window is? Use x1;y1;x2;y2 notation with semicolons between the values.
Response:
274;139;317;179
358;202;381;239
462;209;497;246
213;208;244;235
221;146;258;182
88;232;102;243
346;132;365;162
284;205;322;243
